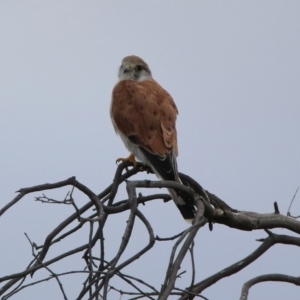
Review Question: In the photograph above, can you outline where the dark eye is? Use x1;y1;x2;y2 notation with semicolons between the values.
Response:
136;65;143;71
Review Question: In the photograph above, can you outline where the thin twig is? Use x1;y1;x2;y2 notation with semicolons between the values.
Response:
24;233;68;300
287;186;299;216
189;241;196;288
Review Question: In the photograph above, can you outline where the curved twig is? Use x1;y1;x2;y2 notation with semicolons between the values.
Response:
179;233;300;299
240;273;300;300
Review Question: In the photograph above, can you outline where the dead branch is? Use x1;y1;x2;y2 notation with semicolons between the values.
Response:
1;163;300;299
240;273;300;300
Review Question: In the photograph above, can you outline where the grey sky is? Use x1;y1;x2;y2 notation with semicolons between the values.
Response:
1;1;300;299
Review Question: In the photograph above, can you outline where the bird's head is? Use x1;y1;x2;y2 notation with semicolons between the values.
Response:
118;55;153;82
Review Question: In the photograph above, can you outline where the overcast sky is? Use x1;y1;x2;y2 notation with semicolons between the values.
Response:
1;1;300;299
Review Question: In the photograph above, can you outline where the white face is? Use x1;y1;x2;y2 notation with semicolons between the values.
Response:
118;62;152;82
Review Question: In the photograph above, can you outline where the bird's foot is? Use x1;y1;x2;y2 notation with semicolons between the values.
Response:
116;153;138;170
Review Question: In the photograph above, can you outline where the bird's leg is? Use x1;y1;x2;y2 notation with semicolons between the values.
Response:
116;153;138;167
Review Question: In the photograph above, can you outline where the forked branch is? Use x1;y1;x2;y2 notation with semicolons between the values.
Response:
1;163;299;299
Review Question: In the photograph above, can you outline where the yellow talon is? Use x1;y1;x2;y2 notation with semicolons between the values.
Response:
116;153;138;168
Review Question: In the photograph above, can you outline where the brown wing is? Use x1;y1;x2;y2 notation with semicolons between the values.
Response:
111;80;178;157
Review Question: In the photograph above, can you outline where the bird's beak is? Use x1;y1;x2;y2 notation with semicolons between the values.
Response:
123;64;132;74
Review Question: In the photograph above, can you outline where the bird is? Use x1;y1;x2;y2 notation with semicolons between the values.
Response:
110;55;195;222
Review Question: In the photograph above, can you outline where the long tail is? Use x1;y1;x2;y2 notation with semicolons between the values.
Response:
167;182;195;223
138;147;195;222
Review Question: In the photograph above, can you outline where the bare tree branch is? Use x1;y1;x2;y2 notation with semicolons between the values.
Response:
1;164;300;299
179;232;300;299
240;273;300;300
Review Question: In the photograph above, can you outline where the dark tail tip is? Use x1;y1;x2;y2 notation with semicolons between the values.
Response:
176;204;195;222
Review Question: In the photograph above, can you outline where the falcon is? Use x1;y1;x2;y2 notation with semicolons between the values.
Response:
110;55;195;222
